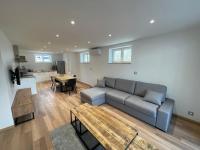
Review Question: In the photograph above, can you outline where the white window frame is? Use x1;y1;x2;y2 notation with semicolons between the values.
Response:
108;45;132;64
35;54;52;63
35;55;43;63
80;52;90;64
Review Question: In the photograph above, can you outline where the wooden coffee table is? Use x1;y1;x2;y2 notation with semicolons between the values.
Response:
70;103;157;150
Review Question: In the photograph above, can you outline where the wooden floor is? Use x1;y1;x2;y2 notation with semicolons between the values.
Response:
0;81;200;150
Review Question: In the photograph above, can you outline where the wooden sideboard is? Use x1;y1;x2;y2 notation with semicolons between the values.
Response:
12;88;34;125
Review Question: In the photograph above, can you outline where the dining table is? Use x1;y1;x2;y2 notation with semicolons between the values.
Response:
53;74;76;91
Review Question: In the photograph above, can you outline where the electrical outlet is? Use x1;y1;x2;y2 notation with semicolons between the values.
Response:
134;71;138;75
188;111;194;116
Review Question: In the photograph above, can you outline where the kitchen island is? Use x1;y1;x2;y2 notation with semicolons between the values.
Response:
16;75;37;95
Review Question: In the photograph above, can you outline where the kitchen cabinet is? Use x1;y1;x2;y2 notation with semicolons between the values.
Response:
33;71;57;82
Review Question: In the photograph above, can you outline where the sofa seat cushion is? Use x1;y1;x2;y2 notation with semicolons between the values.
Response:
80;87;106;100
125;96;158;118
105;87;116;92
106;89;130;104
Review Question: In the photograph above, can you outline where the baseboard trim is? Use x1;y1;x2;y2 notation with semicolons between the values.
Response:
173;114;200;125
77;80;93;87
0;125;14;133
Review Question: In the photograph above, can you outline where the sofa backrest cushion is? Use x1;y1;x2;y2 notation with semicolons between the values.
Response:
115;78;136;94
104;77;116;88
96;79;106;88
134;81;167;102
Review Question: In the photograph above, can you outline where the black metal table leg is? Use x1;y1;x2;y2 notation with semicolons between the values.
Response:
14;112;35;126
79;120;82;133
70;110;103;150
14;118;17;125
70;110;72;124
32;112;35;119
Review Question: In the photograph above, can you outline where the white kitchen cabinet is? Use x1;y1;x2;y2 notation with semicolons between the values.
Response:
16;77;37;94
33;71;57;82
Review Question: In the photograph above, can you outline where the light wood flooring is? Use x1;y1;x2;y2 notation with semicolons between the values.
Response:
0;81;200;150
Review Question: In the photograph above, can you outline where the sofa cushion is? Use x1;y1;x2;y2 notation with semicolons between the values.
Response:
96;79;105;88
144;90;163;105
106;89;130;104
104;77;116;88
80;87;105;100
105;87;115;92
134;81;167;102
115;79;136;94
125;96;158;118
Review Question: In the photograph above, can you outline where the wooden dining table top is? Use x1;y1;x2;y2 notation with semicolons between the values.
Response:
54;74;76;84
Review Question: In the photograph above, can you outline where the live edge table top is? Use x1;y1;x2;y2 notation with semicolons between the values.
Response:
71;103;141;150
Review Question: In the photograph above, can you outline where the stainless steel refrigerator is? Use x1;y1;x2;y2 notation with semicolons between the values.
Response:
57;61;65;74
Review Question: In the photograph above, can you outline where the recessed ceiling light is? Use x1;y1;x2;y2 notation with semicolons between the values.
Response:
70;20;75;25
74;45;78;48
108;34;112;37
149;19;155;24
47;42;51;45
56;34;60;38
88;41;91;44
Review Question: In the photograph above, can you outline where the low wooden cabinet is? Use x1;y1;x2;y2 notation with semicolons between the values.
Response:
12;88;34;125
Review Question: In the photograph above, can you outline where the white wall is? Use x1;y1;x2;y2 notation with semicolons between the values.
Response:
78;27;200;122
0;30;16;129
63;52;80;78
19;50;63;71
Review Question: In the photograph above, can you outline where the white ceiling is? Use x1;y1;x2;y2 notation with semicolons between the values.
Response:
0;0;200;52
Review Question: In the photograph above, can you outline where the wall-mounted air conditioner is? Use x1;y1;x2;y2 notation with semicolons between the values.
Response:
90;48;102;56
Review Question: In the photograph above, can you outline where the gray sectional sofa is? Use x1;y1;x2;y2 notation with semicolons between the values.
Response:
80;77;174;132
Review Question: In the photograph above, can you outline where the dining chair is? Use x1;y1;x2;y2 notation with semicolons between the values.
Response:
73;75;78;93
50;76;54;89
51;76;60;92
65;79;77;95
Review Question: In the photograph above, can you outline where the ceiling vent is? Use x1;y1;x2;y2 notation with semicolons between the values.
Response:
90;48;102;56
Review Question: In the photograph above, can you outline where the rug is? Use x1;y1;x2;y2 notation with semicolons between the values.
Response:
50;123;104;150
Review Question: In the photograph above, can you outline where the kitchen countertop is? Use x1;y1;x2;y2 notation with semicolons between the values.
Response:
21;75;35;79
21;73;35;79
32;70;57;73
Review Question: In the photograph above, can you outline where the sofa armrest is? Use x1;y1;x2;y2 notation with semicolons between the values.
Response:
156;98;174;132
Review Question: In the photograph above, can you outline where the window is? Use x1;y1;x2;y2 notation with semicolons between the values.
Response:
35;54;52;63
80;52;90;63
109;46;132;63
42;55;52;63
35;55;43;63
